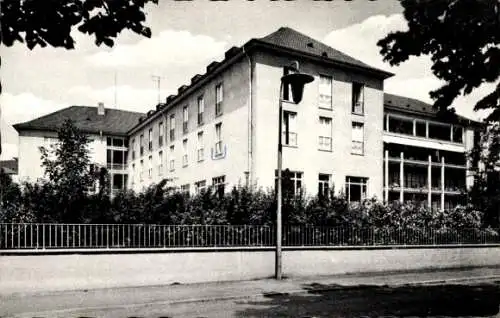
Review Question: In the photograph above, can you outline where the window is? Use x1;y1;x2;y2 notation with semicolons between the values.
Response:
275;170;303;196
215;123;223;155
169;114;175;142
158;122;164;147
140;159;144;181
351;122;364;155
283;67;294;102
140;134;144;156
388;116;413;135
428;123;451;141
215;83;223;116
319;75;332;109
183;106;189;134
212;175;226;196
197;131;204;162
148;128;153;151
282;111;297;146
345;176;367;203
131;138;136;160
318;117;332;151
169;145;175;171
197;96;204;125
182;139;188;167
195;180;207;193
318;174;331;197
131;163;135;184
158;150;163;176
112;174;127;191
148;155;152;178
352;82;364;114
416;120;426;137
181;184;190;194
452;126;463;143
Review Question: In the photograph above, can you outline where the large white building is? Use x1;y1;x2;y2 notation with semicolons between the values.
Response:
14;103;143;194
13;27;479;209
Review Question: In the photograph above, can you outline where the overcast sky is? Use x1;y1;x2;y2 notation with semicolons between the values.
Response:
0;0;494;160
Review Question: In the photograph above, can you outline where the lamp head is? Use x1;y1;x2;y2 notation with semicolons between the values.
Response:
281;73;314;104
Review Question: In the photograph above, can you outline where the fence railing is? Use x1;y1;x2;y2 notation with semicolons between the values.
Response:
0;224;499;250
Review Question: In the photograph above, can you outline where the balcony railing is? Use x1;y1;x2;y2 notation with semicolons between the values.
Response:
352;101;364;114
1;224;498;250
351;141;364;155
197;148;204;162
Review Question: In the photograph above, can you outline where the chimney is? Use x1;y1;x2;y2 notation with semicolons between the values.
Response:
98;102;105;116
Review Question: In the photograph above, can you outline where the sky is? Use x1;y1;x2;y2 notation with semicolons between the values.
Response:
0;0;494;160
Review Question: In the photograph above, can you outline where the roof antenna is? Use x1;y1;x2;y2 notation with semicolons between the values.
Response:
151;75;164;105
114;71;118;109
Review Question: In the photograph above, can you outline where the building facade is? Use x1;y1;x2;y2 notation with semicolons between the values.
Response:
13;104;143;195
13;27;479;209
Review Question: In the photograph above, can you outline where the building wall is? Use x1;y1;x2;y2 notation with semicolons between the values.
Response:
252;51;385;198
17;130;107;183
1;246;498;294
128;57;252;192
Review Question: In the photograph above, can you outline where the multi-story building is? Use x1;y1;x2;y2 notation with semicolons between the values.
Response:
13;103;143;194
12;27;479;209
128;27;393;199
382;93;479;210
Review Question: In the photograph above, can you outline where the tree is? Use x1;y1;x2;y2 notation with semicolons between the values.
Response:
0;0;158;155
1;0;158;49
378;0;500;118
0;168;23;222
39;119;97;222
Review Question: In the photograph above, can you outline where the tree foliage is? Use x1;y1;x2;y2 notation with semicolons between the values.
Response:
38;119;103;222
1;0;158;50
378;0;500;119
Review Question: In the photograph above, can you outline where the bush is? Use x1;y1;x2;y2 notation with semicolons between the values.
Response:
0;178;488;232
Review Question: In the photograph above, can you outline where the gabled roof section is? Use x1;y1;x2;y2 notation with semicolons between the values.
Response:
384;93;482;127
14;106;145;136
255;27;393;79
129;27;395;134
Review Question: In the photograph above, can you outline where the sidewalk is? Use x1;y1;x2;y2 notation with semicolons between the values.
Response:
2;266;500;317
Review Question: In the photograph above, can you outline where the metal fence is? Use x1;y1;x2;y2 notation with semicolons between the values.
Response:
0;223;499;250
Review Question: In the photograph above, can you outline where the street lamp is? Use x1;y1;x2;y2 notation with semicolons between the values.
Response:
276;62;314;280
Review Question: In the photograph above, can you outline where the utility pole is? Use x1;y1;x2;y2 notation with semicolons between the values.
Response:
114;71;118;109
151;75;164;105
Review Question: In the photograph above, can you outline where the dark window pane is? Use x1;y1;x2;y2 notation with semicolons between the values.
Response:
429;123;451;141
113;150;124;164
452;126;463;143
389;117;413;135
350;184;361;202
416;121;426;137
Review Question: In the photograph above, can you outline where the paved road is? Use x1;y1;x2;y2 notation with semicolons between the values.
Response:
2;267;500;317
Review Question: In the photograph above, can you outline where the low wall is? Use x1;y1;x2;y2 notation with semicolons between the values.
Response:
1;246;499;295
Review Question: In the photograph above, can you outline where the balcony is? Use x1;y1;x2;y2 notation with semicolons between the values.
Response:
351;141;364;155
197;148;204;162
214;141;223;155
352;101;364;115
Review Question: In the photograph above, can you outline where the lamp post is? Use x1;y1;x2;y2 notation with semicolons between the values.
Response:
276;62;314;280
